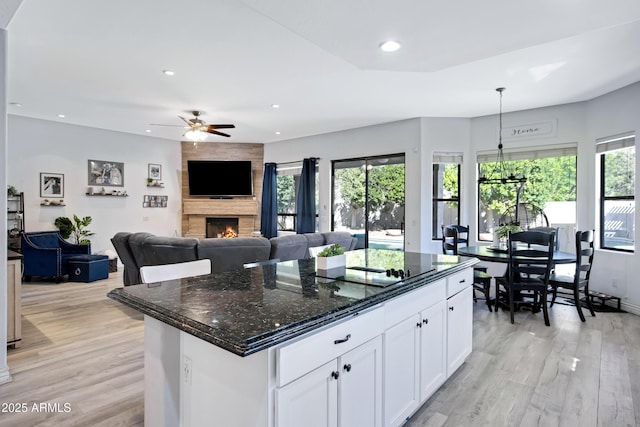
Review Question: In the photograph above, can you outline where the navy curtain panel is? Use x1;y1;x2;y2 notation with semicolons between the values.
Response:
296;158;317;234
260;163;278;239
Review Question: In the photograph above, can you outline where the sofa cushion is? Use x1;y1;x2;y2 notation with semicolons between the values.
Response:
322;231;357;251
129;233;198;267
303;233;325;251
197;237;271;273
269;234;309;262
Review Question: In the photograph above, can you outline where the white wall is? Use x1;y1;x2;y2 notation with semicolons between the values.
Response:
419;117;472;253
0;28;10;384
7;115;182;255
585;82;640;312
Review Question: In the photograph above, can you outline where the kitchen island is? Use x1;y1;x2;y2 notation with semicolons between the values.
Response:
108;249;477;427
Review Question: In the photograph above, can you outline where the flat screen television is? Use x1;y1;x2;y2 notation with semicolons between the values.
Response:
187;160;253;197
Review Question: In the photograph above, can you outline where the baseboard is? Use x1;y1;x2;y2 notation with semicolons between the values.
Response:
0;366;12;385
621;301;640;316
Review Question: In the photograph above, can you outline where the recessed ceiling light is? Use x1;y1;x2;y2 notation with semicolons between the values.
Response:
57;114;65;118
145;129;152;133
9;102;22;107
379;40;401;52
271;104;280;109
162;70;175;76
275;131;281;135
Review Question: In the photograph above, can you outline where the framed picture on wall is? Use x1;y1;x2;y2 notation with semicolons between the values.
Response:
40;172;64;198
148;163;162;180
88;159;124;187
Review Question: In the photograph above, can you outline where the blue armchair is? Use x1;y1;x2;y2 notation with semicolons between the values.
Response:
22;231;91;282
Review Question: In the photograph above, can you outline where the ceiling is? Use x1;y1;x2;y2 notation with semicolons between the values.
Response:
6;0;640;143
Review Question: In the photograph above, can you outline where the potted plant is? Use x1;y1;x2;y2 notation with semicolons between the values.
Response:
316;244;346;271
54;214;94;245
496;222;522;247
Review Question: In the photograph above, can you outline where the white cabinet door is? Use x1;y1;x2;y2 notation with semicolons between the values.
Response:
383;313;421;427
339;336;383;427
419;300;447;402
276;360;338;427
446;286;473;377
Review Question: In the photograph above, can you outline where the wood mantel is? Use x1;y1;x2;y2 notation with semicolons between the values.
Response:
181;142;264;238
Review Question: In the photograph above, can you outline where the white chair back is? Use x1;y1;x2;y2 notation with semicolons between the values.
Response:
139;259;211;284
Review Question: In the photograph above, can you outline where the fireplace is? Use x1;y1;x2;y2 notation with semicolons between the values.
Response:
206;217;239;238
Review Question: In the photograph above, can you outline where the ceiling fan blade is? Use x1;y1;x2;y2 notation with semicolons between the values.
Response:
178;115;195;126
207;130;231;137
149;123;187;128
208;124;235;130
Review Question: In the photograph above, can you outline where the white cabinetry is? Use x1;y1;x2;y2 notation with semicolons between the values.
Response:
276;336;383;427
383;279;447;427
446;270;473;377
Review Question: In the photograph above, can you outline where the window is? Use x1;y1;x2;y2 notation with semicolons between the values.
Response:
332;154;405;250
432;153;461;239
477;144;577;242
598;134;635;252
276;163;319;232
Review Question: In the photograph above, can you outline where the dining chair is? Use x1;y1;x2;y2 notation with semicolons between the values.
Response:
549;230;596;322
139;259;211;284
442;225;493;311
496;230;555;326
443;224;470;246
528;226;560;252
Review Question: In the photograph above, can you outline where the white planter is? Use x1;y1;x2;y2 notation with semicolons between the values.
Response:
316;253;346;271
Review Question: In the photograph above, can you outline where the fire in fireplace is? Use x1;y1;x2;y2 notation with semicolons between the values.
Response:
206;217;239;238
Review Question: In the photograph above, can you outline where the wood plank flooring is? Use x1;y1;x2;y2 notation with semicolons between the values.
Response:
1;273;638;426
0;272;144;426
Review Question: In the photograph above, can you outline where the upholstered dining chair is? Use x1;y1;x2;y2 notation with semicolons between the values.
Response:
496;230;555;326
442;225;493;311
549;230;596;322
139;259;211;284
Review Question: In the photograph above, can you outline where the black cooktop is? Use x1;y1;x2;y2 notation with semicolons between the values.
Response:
314;250;439;287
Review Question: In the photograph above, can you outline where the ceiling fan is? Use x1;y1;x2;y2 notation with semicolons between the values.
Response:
151;111;235;139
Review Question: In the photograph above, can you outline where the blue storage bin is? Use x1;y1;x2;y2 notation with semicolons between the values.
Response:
68;255;109;282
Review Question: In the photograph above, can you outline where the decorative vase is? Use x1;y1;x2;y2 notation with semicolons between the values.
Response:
316;253;346;271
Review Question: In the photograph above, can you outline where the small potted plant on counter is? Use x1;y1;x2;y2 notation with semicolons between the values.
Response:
316;244;346;271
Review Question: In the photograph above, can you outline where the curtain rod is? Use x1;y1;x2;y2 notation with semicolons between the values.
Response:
275;157;320;166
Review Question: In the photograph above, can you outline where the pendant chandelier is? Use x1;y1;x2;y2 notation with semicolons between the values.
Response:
478;87;527;185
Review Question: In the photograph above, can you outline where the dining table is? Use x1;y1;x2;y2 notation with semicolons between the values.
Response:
457;245;576;313
457;245;575;265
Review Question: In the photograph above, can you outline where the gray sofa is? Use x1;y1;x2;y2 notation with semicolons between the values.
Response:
111;231;356;285
269;232;357;262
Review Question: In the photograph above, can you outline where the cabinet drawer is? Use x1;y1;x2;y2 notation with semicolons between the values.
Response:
277;306;383;387
384;279;446;328
447;269;473;298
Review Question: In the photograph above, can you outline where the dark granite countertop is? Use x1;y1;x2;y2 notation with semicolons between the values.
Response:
108;249;477;356
7;250;23;260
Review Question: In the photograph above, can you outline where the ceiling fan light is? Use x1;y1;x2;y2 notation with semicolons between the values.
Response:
185;129;207;142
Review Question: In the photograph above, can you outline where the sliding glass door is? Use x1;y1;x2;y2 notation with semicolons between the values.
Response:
332;154;405;250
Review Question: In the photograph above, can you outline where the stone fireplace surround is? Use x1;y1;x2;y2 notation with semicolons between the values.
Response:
181;141;264;239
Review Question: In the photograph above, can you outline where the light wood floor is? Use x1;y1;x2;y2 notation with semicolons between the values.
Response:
1;272;638;426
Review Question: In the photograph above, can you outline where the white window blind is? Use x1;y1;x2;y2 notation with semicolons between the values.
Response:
596;134;635;153
276;163;303;176
477;142;577;163
433;152;463;164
